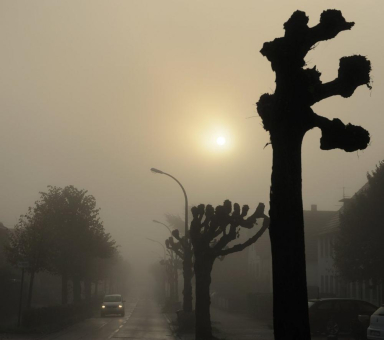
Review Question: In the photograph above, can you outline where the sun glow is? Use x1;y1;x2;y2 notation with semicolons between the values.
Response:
216;136;226;146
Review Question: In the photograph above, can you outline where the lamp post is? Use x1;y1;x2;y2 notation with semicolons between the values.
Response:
152;220;181;304
150;168;193;313
146;237;167;260
147;239;168;301
153;220;173;236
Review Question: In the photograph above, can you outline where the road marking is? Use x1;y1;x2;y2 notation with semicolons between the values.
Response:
108;301;138;339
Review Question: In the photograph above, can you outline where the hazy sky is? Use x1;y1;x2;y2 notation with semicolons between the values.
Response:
1;1;383;269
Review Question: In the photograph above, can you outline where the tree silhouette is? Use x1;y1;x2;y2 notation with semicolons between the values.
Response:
31;185;116;304
165;232;192;310
160;254;182;306
187;200;268;340
6;209;52;309
334;160;384;296
256;10;371;339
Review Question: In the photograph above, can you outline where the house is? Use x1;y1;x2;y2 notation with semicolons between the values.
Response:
210;205;335;314
247;205;336;298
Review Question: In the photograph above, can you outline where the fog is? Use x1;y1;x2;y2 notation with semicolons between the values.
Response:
1;0;383;279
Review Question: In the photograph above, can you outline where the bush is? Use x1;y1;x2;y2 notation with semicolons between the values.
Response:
22;300;101;331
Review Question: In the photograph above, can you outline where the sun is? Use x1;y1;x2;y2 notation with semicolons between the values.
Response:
216;136;226;146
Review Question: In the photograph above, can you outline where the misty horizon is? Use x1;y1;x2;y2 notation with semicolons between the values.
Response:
1;0;383;274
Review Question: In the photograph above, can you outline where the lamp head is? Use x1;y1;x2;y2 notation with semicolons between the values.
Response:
150;168;164;174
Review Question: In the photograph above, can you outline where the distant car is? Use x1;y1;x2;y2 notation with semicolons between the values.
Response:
101;294;125;317
308;298;377;336
367;305;384;339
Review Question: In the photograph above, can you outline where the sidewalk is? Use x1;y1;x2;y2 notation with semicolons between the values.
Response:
164;308;359;340
165;307;274;340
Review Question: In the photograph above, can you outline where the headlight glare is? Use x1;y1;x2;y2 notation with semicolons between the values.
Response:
119;305;123;308
102;305;105;308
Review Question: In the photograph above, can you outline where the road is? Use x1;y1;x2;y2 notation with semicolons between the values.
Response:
33;298;176;340
1;298;356;340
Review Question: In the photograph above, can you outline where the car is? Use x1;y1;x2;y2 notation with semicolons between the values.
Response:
367;305;384;339
100;294;125;317
308;298;378;337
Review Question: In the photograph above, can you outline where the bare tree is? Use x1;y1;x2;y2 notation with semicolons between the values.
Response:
256;10;371;339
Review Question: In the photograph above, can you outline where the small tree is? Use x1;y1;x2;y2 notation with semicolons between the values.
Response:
187;200;268;340
333;160;384;298
256;10;371;339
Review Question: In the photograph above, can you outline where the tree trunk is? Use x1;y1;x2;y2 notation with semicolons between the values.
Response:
174;264;179;302
183;245;194;312
169;271;175;303
194;256;215;340
61;272;68;305
26;270;35;309
84;277;92;302
269;133;311;340
73;275;82;303
381;279;384;306
94;280;99;298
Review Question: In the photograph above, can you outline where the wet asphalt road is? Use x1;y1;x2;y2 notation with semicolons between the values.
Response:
40;298;176;340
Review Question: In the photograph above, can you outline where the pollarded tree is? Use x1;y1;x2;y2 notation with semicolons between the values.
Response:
166;225;195;307
165;235;189;306
160;254;182;305
256;10;371;339
188;200;268;340
333;160;384;296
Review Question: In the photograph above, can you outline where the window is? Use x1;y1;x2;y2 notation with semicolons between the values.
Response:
103;295;122;302
320;238;324;258
329;238;334;258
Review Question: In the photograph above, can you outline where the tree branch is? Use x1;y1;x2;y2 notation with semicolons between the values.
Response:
310;55;371;105
217;216;270;257
313;114;370;152
165;237;184;259
305;10;354;49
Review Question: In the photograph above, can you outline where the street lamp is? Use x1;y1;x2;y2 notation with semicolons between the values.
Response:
150;167;193;313
146;237;167;260
153;220;173;236
150;168;188;246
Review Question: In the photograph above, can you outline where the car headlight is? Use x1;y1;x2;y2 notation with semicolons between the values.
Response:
102;305;105;309
118;305;123;308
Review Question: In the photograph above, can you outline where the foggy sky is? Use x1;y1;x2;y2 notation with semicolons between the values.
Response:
1;0;383;271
